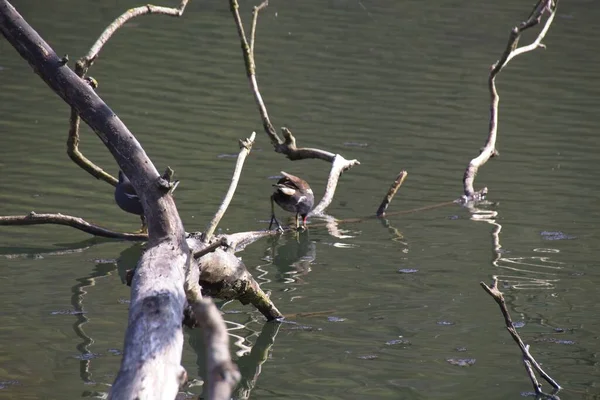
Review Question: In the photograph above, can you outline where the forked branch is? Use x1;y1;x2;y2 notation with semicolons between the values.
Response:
461;0;558;203
68;0;189;186
481;276;561;396
229;0;359;165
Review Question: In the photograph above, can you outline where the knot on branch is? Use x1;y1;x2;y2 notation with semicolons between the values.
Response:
158;167;179;194
238;132;256;151
281;127;297;149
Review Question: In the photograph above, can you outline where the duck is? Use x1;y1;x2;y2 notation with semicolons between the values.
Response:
269;171;314;231
114;171;146;232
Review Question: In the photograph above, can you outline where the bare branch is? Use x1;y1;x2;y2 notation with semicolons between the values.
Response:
461;0;558;203
68;0;189;186
193;237;229;260
204;132;256;242
376;170;408;217
0;212;147;241
250;1;269;55
310;154;360;215
192;298;242;399
481;276;561;394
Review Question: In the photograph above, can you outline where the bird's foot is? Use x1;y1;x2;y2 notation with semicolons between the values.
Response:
268;215;284;233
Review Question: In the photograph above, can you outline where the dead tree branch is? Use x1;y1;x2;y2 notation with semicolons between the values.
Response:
192;298;241;399
204;132;256;242
0;212;148;241
481;276;561;396
0;2;233;399
461;0;558;203
230;0;359;217
68;0;189;186
376;170;408;217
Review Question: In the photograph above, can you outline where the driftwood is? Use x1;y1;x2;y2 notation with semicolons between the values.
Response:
481;277;561;397
229;0;360;220
0;2;239;400
460;0;558;203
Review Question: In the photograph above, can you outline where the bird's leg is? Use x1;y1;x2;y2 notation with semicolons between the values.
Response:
268;196;284;232
135;215;148;234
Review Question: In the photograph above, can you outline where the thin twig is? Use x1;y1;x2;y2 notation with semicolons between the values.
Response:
481;276;561;394
68;0;189;186
376;170;408;217
194;237;229;260
461;0;558;203
250;1;269;55
0;212;147;241
204;132;256;242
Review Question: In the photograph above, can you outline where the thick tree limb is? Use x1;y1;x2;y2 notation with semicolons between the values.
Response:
68;0;189;186
204;132;256;242
0;212;148;241
192;299;241;399
376;170;408;217
481;276;561;396
461;0;558;203
0;2;225;399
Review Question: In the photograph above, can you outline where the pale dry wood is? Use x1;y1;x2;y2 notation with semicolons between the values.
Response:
204;132;256;242
481;276;561;396
0;3;235;399
461;0;558;203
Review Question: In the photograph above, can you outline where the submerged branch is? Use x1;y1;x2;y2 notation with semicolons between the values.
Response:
481;276;561;395
461;0;558;203
0;212;148;241
376;170;408;217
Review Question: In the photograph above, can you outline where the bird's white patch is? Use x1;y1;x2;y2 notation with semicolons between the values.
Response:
125;193;139;200
306;188;313;194
296;195;306;204
279;187;296;196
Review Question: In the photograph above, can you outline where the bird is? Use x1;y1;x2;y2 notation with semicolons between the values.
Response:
269;171;314;231
114;171;146;233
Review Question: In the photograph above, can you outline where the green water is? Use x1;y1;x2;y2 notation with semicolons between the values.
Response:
1;0;599;398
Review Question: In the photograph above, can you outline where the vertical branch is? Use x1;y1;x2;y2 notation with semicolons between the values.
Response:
230;0;280;147
203;133;256;243
461;0;558;203
310;154;359;216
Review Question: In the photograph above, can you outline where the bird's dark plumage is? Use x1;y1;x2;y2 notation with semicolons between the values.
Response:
114;171;144;216
269;171;314;231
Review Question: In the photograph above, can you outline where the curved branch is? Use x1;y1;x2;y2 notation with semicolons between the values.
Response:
461;0;558;203
68;0;189;186
310;154;360;215
0;212;148;241
204;132;256;242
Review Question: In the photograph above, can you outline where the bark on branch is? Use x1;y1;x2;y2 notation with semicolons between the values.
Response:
68;0;189;186
461;0;558;203
481;276;561;396
0;212;148;241
0;2;236;399
230;0;359;216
